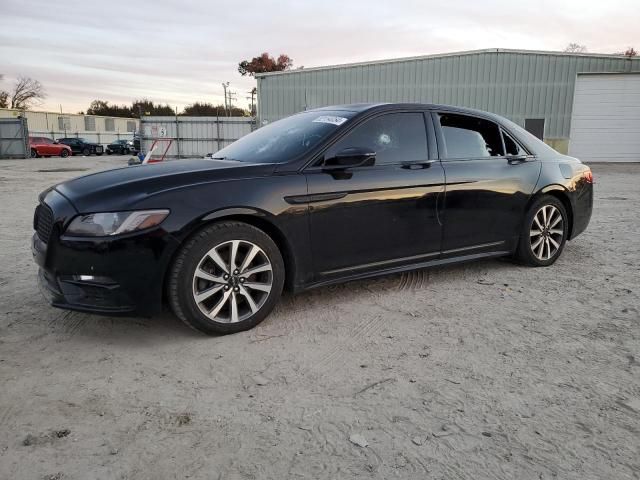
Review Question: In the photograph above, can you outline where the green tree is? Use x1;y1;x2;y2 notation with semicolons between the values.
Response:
86;100;132;117
132;99;175;116
182;102;248;116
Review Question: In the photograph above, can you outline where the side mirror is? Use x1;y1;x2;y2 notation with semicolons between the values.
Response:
323;147;376;170
53;140;59;144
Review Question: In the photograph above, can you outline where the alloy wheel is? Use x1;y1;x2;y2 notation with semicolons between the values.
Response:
529;205;564;261
192;240;273;323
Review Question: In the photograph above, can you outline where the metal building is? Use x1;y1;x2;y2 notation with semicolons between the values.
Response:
256;48;640;155
0;108;139;146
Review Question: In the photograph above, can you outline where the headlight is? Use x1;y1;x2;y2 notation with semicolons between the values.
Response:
65;209;169;236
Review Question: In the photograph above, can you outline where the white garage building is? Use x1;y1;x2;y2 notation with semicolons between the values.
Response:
569;73;640;162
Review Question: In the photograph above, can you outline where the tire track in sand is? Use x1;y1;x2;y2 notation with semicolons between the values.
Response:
307;314;385;376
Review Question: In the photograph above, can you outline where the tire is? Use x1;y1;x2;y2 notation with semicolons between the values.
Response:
30;148;38;158
60;149;69;158
82;147;90;156
123;148;130;155
515;195;569;267
106;150;112;155
168;221;285;335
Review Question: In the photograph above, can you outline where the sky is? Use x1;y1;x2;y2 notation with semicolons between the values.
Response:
0;0;638;113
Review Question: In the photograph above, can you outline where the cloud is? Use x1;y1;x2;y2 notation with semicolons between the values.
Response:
0;0;637;113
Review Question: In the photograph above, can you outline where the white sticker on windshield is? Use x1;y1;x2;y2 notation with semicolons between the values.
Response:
312;115;348;126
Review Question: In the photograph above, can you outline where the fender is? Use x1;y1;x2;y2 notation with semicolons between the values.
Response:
201;206;269;222
529;183;575;238
182;206;301;292
538;183;570;195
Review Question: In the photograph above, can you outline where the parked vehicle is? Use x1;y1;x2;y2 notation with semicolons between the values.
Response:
29;137;72;158
106;139;136;155
57;138;104;156
32;103;593;335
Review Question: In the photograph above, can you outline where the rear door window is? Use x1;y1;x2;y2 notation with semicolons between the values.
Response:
438;113;504;159
324;112;428;165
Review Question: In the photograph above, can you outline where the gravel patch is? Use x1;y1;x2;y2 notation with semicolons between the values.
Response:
0;156;638;479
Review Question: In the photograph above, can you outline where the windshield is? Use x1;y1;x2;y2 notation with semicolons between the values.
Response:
212;110;355;163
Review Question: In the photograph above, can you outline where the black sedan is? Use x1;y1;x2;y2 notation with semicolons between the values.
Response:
106;139;136;155
58;137;104;156
32;103;593;335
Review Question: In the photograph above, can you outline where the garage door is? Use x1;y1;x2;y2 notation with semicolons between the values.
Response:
569;73;640;162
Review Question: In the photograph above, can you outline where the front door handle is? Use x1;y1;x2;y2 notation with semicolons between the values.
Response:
401;160;437;169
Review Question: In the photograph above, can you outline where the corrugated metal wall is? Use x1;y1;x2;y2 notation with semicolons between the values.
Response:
257;50;640;139
140;116;255;158
0;118;28;159
0;109;139;145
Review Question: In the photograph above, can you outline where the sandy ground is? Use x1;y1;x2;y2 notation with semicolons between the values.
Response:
0;155;638;480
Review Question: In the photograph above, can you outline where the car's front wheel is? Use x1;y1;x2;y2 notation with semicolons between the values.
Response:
82;147;90;156
516;195;568;266
168;221;285;335
60;149;69;158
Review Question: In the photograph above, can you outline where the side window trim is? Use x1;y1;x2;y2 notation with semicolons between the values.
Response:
500;127;533;157
304;110;432;171
430;111;447;160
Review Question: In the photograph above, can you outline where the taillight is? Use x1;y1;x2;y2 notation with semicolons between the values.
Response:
583;170;594;184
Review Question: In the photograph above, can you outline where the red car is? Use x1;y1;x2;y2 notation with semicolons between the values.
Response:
29;137;72;158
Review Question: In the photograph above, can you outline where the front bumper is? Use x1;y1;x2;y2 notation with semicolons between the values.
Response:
32;190;180;316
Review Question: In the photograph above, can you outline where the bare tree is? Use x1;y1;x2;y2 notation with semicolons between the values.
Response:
564;43;587;53
0;74;8;109
613;47;637;56
10;76;46;109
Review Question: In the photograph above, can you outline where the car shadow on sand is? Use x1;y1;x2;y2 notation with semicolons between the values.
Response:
53;257;522;346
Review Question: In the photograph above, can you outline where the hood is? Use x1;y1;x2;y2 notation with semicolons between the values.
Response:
55;159;276;212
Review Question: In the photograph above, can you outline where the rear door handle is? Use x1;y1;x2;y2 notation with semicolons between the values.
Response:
507;155;536;165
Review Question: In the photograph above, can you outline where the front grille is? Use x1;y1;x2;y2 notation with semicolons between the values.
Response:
34;203;54;243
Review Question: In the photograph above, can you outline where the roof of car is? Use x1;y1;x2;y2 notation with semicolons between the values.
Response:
309;102;506;120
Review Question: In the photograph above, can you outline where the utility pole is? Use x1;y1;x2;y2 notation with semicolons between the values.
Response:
247;88;256;117
227;90;237;117
221;82;230;116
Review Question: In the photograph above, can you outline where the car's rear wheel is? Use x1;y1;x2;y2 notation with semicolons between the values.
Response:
168;221;285;335
515;195;568;266
60;149;69;158
82;147;90;156
30;148;38;158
